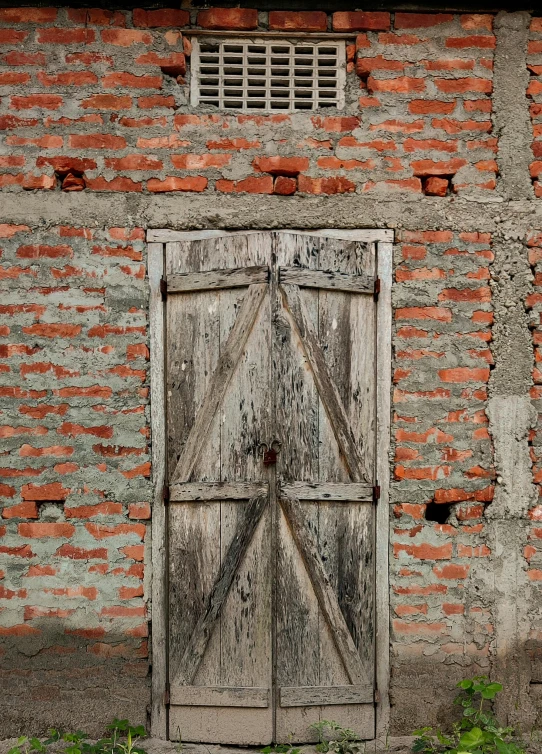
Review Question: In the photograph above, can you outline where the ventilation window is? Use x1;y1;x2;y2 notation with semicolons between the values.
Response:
191;38;346;112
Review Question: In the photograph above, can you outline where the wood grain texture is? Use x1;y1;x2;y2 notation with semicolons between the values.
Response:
280;685;373;707
168;265;269;293
170;283;267;485
170;482;268;502
280;282;369;483
148;241;168;739
148;229;393;243
281;482;373;502
375;241;393;740
171;686;270;707
172;493;269;686
279;267;373;294
279;492;369;687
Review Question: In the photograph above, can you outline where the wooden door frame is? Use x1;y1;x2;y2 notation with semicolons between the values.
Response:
147;228;394;742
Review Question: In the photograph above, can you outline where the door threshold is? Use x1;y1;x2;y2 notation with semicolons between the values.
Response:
145;736;415;754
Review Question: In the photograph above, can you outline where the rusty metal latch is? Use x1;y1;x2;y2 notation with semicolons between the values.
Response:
373;277;381;302
258;439;282;466
373;484;381;502
160;277;167;301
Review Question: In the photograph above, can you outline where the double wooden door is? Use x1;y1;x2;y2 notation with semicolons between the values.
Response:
164;231;379;745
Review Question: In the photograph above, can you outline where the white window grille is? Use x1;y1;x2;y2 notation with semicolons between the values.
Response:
190;37;346;112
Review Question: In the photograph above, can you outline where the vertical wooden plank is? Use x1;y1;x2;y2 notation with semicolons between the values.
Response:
166;240;222;694
375;240;393;741
219;234;272;692
149;240;167;739
274;233;322;742
316;240;361;693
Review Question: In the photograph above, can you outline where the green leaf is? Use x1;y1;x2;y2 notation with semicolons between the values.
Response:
457;680;474;690
459;727;485;750
463;708;476;717
481;683;503;700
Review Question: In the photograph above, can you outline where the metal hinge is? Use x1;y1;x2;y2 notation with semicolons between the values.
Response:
374;688;381;704
373;484;381;503
373;277;381;302
160;276;167;301
164;683;170;706
163;485;170;505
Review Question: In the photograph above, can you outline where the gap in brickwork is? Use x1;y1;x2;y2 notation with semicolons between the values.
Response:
424;501;453;524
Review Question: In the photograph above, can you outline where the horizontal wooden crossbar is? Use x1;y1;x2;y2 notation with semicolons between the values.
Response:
279;267;374;294
279;685;374;707
170;481;268;502
171;686;270;708
167;266;269;293
281;482;373;502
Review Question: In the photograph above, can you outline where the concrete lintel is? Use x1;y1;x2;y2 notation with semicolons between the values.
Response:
2;192;542;233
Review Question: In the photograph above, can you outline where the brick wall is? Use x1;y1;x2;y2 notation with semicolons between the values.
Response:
0;223;150;733
0;8;496;197
0;2;541;741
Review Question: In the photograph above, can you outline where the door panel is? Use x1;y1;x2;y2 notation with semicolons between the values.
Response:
166;231;377;745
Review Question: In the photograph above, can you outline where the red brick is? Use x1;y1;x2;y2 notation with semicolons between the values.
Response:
198;8;258;30
59;423;113;439
133;8;189;27
35;158;96;175
135;51;186;77
85;522;145;540
38;28;95;44
253;156;308;176
312;116;360;133
461;14;493;31
171;154;231;170
332;12;390;31
85;177;142;192
439;367;490;382
69;134;126;150
216;176;274;194
368;76;425;94
395;542;453;560
138;95;175;109
56;544;108;559
2;501;38;519
433;563;470;579
269;11;326;31
356;56;404;76
411;158;467;176
147;176;208;193
19;523;75;538
101;29;152;46
11;95;63;111
395;306;452;322
446;36;496;49
395;13;454;28
435;78;492;94
129;502;151;520
82;94;132;110
424;177;449;196
408;100;456;115
298;175;356;194
101;72;162;89
105;155;163;171
67;8;126;25
0;6;57;22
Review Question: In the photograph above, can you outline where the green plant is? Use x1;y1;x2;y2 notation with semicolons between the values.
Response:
412;676;524;754
310;720;365;754
8;719;147;754
261;745;301;754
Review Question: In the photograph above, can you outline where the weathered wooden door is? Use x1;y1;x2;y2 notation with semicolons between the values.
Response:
164;231;379;745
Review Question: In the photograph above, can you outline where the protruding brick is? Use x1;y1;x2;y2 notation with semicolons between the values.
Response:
269;11;327;31
332;11;390;31
198;8;258;30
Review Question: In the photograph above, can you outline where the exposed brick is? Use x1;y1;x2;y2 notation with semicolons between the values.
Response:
269;11;327;31
198;8;258;30
332;12;390;31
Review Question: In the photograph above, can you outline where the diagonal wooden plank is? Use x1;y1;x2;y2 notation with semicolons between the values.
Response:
279;492;371;687
172;493;269;686
280;283;369;483
170;283;267;485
